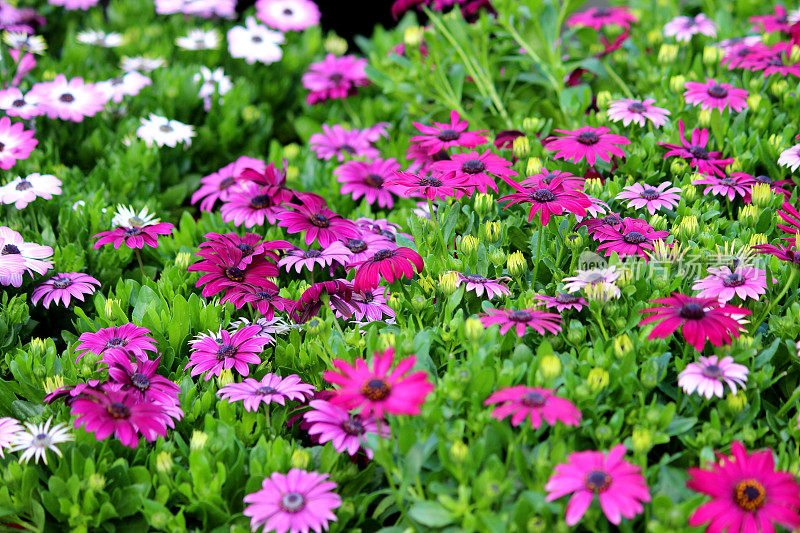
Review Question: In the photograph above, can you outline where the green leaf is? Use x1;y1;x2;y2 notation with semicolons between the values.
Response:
408;501;453;528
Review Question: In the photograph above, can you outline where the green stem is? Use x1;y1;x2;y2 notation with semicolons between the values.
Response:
593;308;610;341
427;197;448;256
376;420;413;528
603;60;634;98
750;269;798;334
777;385;800;416
499;18;560;95
532;224;545;287
340;98;361;127
135;250;147;280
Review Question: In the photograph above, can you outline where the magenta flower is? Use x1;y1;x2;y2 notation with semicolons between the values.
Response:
688;442;800;533
293;280;353;323
347;247;424;292
658;120;733;177
664;14;717;42
93;208;174;250
48;0;100;9
410;110;488;155
107;355;181;406
754;43;800;78
243;469;342;533
567;6;636;30
186;325;271;380
753;244;800;266
499;177;592;225
190;156;266;212
479;308;563;337
256;0;320;32
384;170;470;200
520;168;585;190
432;149;517;194
218;374;314;411
30;74;107;122
75;323;157;363
347;286;394;322
303;399;388;458
220;182;284;228
323;348;433;418
778;201;800;244
606;98;670;128
309;124;379;162
454;272;511;299
615;182;681;215
0;173;62;209
334;158;404;208
693;265;767;303
302;53;369;104
339;233;395;264
0;226;53;287
684;79;748;113
238;161;296;205
31;272;100;308
223;285;294;319
638;293;750;351
545;445;651;526
692;172;756;201
485;386;581;428
749;5;793;33
534;293;587;312
545;126;630;166
279;242;350;274
678;355;748;398
196;232;286;267
277;195;360;247
189;245;278;298
0;116;37;169
595;218;670;259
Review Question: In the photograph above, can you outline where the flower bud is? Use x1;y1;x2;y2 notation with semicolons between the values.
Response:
596;90;612;109
242;105;260;123
746;93;762;112
464;317;483;342
490;248;506;267
681;183;696;203
87;474;106;492
587;368;610;392
507;251;526;277
387;292;402;312
613;333;633;358
668;74;686;93
791;45;800;64
378;332;396;350
595;424;613;442
291;448;311;470
677;215;699;238
584;281;619;303
43;375;65;395
218;369;235;387
513;136;530;159
726;392;747;413
474;193;494;217
403;26;424;48
459;235;479;256
438;271;459;295
540;354;562;379
566;321;585;344
176;251;192;269
770;79;789;97
739;204;758;225
749;233;767;246
410;295;427;312
155;451;174;474
670;158;688;175
649;214;668;231
526;156;542;176
527;517;547;533
522;117;542;133
305;317;324;335
632;428;654;454
702;46;723;65
104;298;120;320
750;183;773;207
646;28;663;46
659;45;679;64
324;35;348;55
450;441;468;462
484;221;502;243
286;165;299;181
697;109;711;128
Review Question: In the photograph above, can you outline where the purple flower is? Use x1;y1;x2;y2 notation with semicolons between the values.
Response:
606;98;670;128
544;126;630;166
479;308;563;337
615;182;681;215
75;323;157;363
534;293;587;312
303;399;388;458
278;242;351;274
185;325;271;380
217;374;314;411
658;120;733;177
277;195;360;247
107;356;181;407
302;54;369;104
31;272;100;308
334;157;404;208
692;265;766;303
30;74;107;122
455;272;511;299
678;355;748;398
692;172;756;201
683;78;748;113
664;14;716;42
309;124;379;162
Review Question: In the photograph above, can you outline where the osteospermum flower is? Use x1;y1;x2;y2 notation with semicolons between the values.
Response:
191;156;266;211
0;116;37;170
0;227;53;287
693;265;767;303
545;445;651;526
595;218;669;260
189;246;278;298
664;14;716;42
309;124;379;162
323;348;433;418
136;114;195;147
107;356;181;407
176;28;220;50
693;172;756;200
218;374;314;411
31;272;100;308
454;272;511;299
687;441;800;533
0;173;61;209
75;323;157;362
567;6;637;30
348;286;394;322
256;0;320;32
293;279;352;323
0;87;42;119
48;0;99;9
277;195;359;247
658;120;733;177
638;293;750;351
194;66;232;110
749;5;794;33
10;418;73;465
562;267;621;293
678;355;749;398
499;177;592;225
30;75;107;122
753;244;800;266
545;126;630;166
93;205;174;250
410;110;489;155
777;201;800;243
479;308;563;337
121;56;165;73
186;325;271;380
778;143;800;172
76;30;124;47
220;182;284;228
302;53;369;104
227;16;284;65
534;293;587;312
243;469;342;533
334;158;404;208
348;247;424;292
96;71;152;104
606;98;670;128
0;417;22;458
485;386;581;429
224;286;295;319
615;182;681;215
432;150;517;194
684;79;748;113
303;399;388;458
384;170;469;200
279;242;351;274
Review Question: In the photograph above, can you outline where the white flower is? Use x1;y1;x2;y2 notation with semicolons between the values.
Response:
227;16;284;65
111;205;160;228
121;56;166;73
778;144;800;172
136;114;195;148
0;174;62;209
11;418;73;465
96;71;152;104
176;28;220;50
193;66;232;110
3;32;47;54
76;30;124;47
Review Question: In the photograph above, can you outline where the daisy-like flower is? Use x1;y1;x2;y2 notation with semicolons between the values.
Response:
256;0;320;32
186;324;271;380
778;143;800;172
664;14;717;42
93;205;174;250
606;98;670;128
10;418;73;465
189;245;278;299
107;356;181;406
75;323;157;362
96;71;152;104
191;156;266;212
31;272;100;308
76;30;124;47
176;28;220;50
410;110;489;155
220;182;284;228
562;267;621;293
688;441;800;532
778;201;800;243
228;16;284;65
0;173;61;209
218;374;314;411
545;445;651;526
323;348;433;418
753;244;800;266
485;386;581;428
334;158;404;209
0;87;42;119
194;66;232;110
384;170;469;200
30;75;107;122
348;247;424;292
545;126;630;166
293;279;353;323
0;417;22;458
302;53;369;104
499;177;592;225
0;116;37;170
432;150;517;194
749;5;794;33
339;233;394;264
479;308;563;337
750;43;800;78
678;355;748;398
454;272;511;299
303;400;387;458
47;0;99;10
693;172;756;200
693;265;767;303
347;286;394;322
658;120;733;177
534;293;587;312
639;293;750;351
225;286;295;319
277;195;360;247
279;242;350;273
0;227;53;287
136;114;195;147
155;0;236;17
520;168;586;190
243;469;342;533
120;56;165;73
615;182;681;215
309;124;379;162
3;31;46;54
566;7;637;30
684;79;748;113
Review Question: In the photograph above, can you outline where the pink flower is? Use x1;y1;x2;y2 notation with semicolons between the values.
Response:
0;173;61;209
479;308;562;337
256;0;320;32
339;233;396;264
562;267;621;293
615;182;681;215
347;247;424;292
659;120;733;177
93;222;173;250
432;149;517;194
749;5;794;33
75;323;157;363
692;172;756;200
606;98;670;128
678;355;749;398
31;272;100;308
346;286;394;322
567;6;636;30
303;399;388;457
302;53;369;104
334;157;404;208
96;71;151;104
638;293;750;351
454;272;511;299
778;143;800;171
220;182;284;228
384;170;470;200
0;116;36;169
545;445;651;526
753;43;800;78
664;14;717;42
223;285;294;319
47;0;99;9
243;469;342;533
534;293;587;312
519;168;585;190
189;243;278;298
545;126;630;166
309;124;379;161
277;195;359;247
323;348;433;418
693;265;767;303
687;442;800;533
190;156;266;212
410;110;488;155
0;87;42;119
278;242;351;273
293;279;353;323
218;374;314;411
499;177;592;225
778;201;800;244
595;218;668;259
0;417;22;458
0;226;53;287
107;356;181;407
684;78;748;113
485;386;581;428
30;74;107;122
753;244;800;266
186;325;271;380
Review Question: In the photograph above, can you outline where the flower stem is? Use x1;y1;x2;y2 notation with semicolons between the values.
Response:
592;308;610;341
532;223;545;287
750;269;798;334
427;197;448;256
135;250;147;280
777;385;800;416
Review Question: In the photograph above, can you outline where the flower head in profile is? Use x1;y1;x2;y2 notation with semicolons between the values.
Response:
693;172;755;201
545;126;630;166
279;242;350;274
93;205;174;250
136;114;195;147
10;418;73;465
32;272;100;308
75;323;157;363
186;325;271;380
664;14;716;42
684;79;748;113
76;30;124;47
302;53;368;104
753;243;800;267
594;218;670;260
693;265;766;303
567;7;637;30
479;308;563;337
454;272;511;299
348;247;424;292
4;31;46;54
0;116;37;170
334;158;404;208
485;386;581;429
218;374;314;411
96;72;152;104
176;28;220;50
658;120;733;177
256;0;321;32
0;173;60;209
227;16;284;65
277;195;360;247
30;75;107;122
534;293;587;312
410;110;488;155
121;56;165;73
606;98;670;128
678;355;748;398
615;182;681;215
303;399;388;458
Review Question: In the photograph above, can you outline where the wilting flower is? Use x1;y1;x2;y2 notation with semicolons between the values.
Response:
277;195;360;247
243;469;342;533
10;418;73;465
678;355;749;398
485;386;581;428
176;28;220;50
594;218;669;259
0;173;60;209
30;75;107;122
227;16;284;65
334;158;404;208
218;374;314;411
684;79;748;113
302;53;368;104
0;227;53;287
256;0;320;32
93;205;174;250
410;110;488;155
75;323;157;362
778;143;800;172
0;417;22;458
658;120;733;177
303;399;388;457
348;247;424;292
545;126;630;166
687;442;800;533
0;116;37;170
567;7;637;30
96;71;152;104
664;14;716;42
534;293;587;312
454;272;511;299
186;325;271;380
693;265;767;303
616;182;681;215
31;272;100;308
136;114;195;147
606;98;670;128
545;445;650;526
692;172;756;200
479;308;563;337
499;177;592;225
309;124;379;161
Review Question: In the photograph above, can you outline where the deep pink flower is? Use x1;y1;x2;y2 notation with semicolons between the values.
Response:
687;442;800;533
744;42;800;77
545;445;651;526
658;120;733;177
303;399;388;458
749;5;793;33
346;286;394;322
75;323;157;363
278;242;351;273
454;272;511;299
0;116;37;169
638;293;750;351
595;218;668;259
384;170;469;200
493;129;524;151
410;110;488;155
334;158;404;208
485;386;581;428
238;161;296;204
323;348;433;418
30;74;107;122
499;177;592;225
339;233;396;264
606;98;670;128
693;265;767;303
185;325;271;380
222;285;294;319
302;53;369;104
191;156;266;212
693;172;756;200
277;195;359;247
432;150;517;194
664;14;717;42
48;0;100;9
31;272;100;308
479;308;563;337
684;79;748;113
309;124;380;162
753;243;800;266
576;212;626;240
545;126;630;166
93;223;173;250
567;7;637;30
615;182;681;215
777;201;800;244
0;226;53;287
678;355;749;398
190;244;279;298
534;293;587;312
107;355;181;407
519;168;585;191
218;374;314;411
196;232;286;266
220;182;284;228
347;247;424;292
293;280;353;323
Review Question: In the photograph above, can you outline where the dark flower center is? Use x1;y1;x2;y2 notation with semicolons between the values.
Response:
462;159;485;174
576;131;600;145
723;273;745;287
465;274;487;283
379;230;396;242
106;337;128;348
124;227;142;236
345;239;367;253
15;180;32;191
701;364;723;378
111;77;124;86
59;93;75;103
52;277;73;289
603;215;622;225
302;250;322;258
372;249;396;261
283;8;294;15
418;177;443;187
342;416;365;435
131;372;151;390
224;267;245;282
593;8;610;17
640;188;660;200
310;213;330;228
256;291;275;300
707;84;728;98
12;99;25;107
361;378;391;400
627;102;646;113
754;175;772;185
328;73;344;83
106;402;130;419
250;194;273;209
237;243;254;256
509;310;532;322
217;344;236;359
281;492;305;513
585;272;605;283
364;174;384;187
623;231;647;244
219;176;235;189
521;391;546;407
1;244;20;255
680;302;706;319
339;144;355;154
541;173;558;184
688;145;709;159
256;386;277;395
251;35;263;43
437;129;460;142
530;189;555;203
159;124;173;133
35;433;49;442
734;479;766;511
362;291;374;303
555;293;580;304
585;470;611;492
766;56;784;67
